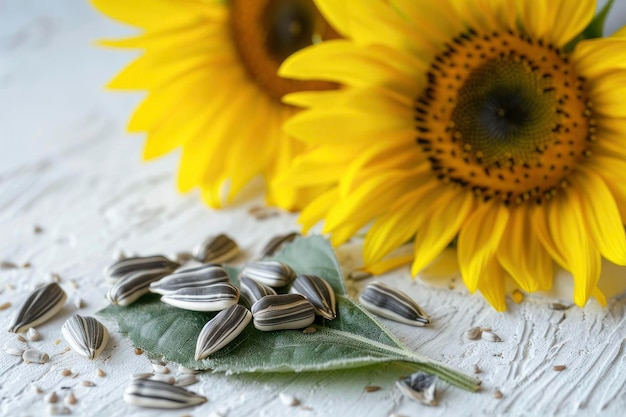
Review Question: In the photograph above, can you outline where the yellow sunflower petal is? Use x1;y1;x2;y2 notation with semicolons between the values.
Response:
573;38;626;78
477;257;507;312
458;201;509;292
90;0;198;30
312;0;351;38
298;187;339;233
591;287;607;307
362;254;414;275
586;71;626;118
518;0;594;47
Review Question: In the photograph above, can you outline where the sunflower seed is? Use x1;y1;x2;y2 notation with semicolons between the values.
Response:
152;364;170;374
161;283;240;312
549;302;570;311
259;232;300;258
0;301;11;310
16;334;26;342
396;371;437;406
27;327;40;341
61;369;72;377
149;374;175;384
61;314;109;360
359;282;430;327
481;331;502;342
123;378;207;409
5;346;24;356
302;326;317;334
97;368;106;377
289;274;336;320
279;392;300;407
149;265;230;295
107;269;170;306
22;349;49;364
365;386;381;393
464;326;482;340
251;294;315;331
193;234;239;264
134;347;143;355
65;392;77;405
553;365;567;372
47;405;71;415
9;282;67;333
104;255;179;284
174;375;198;387
195;304;252;360
494;389;503;399
239;276;277;306
46;391;59;403
82;380;95;387
239;261;296;288
0;261;18;269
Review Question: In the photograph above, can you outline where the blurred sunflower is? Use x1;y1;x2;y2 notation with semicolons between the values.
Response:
280;0;626;310
91;0;338;209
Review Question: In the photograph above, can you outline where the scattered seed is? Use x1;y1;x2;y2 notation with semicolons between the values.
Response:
473;364;481;374
464;326;482;340
23;262;31;269
0;301;12;310
16;334;27;343
251;294;315;331
302;327;317;334
239;276;277;306
45;391;59;403
149;374;175;384
54;338;61;345
396;371;437;406
5;346;24;356
134;347;143;355
73;296;84;309
69;280;78;289
178;365;198;375
365;386;381;393
152;364;170;374
97;368;106;377
104;255;179;284
62;369;72;377
9;282;67;333
279;392;300;407
195;304;252;360
149;265;230;295
290;274;337;320
65;392;77;405
32;385;43;394
22;349;49;364
359;282;430;327
174;374;198;387
124;378;207;409
61;314;109;360
259;232;300;258
347;270;373;281
0;261;18;270
240;261;296;288
48;273;62;283
494;390;503;399
132;373;154;380
107;269;171;306
27;327;40;341
481;331;502;342
549;302;570;311
47;405;71;415
511;290;524;304
193;234;240;264
553;365;567;372
82;381;95;387
34;225;43;234
161;283;240;312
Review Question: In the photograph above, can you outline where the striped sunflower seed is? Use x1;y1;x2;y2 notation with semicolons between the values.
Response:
239;261;296;288
251;294;315;331
160;283;240;312
104;255;179;284
396;371;437;405
359;282;430;327
259;232;300;258
9;283;67;333
61;314;109;360
123;378;207;409
289;274;337;320
239;276;277;306
192;234;239;264
195;304;252;360
149;265;230;295
107;269;170;306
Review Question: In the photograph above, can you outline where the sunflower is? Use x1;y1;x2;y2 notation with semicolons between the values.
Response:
279;0;626;310
90;0;338;209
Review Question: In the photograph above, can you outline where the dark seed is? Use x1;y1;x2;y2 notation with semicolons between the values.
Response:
251;294;315;331
289;274;336;320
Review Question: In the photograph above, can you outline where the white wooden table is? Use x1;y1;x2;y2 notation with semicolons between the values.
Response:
1;1;625;416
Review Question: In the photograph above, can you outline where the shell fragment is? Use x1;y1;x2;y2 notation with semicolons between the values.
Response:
192;234;239;264
290;274;336;320
9;283;67;333
239;261;296;288
61;314;109;359
396;372;438;405
149;264;230;295
359;282;430;327
160;283;240;312
195;304;252;360
22;349;49;364
123;378;207;409
251;294;315;331
107;269;169;306
104;255;179;284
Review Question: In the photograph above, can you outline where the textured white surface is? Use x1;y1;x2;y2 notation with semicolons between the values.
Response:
1;1;626;416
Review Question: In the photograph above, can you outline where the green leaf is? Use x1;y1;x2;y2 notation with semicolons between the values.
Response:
98;236;478;392
564;0;615;52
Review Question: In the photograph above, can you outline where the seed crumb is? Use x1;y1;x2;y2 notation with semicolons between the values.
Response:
0;301;11;310
301;405;314;411
96;368;106;377
365;385;382;393
54;339;61;345
61;369;72;377
302;327;317;334
33;225;43;234
65;392;77;405
47;405;71;415
511;289;524;304
69;280;78;289
279;392;300;407
16;334;27;343
0;261;18;270
22;262;31;269
549;302;570;311
82;380;95;387
49;273;62;283
473;364;481;374
45;391;59;403
494;390;503;399
32;385;43;394
134;347;143;355
553;365;566;372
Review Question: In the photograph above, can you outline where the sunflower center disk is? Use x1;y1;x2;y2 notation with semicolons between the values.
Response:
229;0;338;100
416;30;594;204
